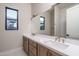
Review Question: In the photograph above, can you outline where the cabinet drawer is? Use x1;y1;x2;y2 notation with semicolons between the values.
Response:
29;40;37;48
47;50;62;56
29;45;37;56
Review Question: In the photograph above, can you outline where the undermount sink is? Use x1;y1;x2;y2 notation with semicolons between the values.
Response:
39;38;50;43
35;37;50;42
46;41;69;50
35;36;69;50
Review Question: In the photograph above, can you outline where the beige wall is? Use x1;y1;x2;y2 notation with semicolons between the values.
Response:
0;3;31;52
32;10;52;35
31;3;56;16
54;4;67;37
54;5;61;37
60;8;66;37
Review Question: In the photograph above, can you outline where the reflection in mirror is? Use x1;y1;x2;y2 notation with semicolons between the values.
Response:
40;16;45;30
66;4;79;39
31;3;79;39
54;3;79;39
31;8;53;35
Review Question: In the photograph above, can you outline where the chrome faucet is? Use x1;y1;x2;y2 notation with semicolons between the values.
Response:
60;37;64;43
55;36;64;43
55;36;60;42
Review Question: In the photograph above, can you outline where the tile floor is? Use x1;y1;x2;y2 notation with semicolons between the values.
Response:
7;49;27;56
0;48;27;56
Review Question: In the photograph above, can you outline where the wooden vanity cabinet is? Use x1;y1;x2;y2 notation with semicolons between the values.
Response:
28;39;38;56
38;44;62;56
23;36;63;56
23;36;28;55
47;50;62;56
38;44;48;56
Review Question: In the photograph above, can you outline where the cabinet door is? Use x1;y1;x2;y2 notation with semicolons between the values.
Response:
23;36;28;54
38;44;48;56
47;50;62;56
28;39;38;56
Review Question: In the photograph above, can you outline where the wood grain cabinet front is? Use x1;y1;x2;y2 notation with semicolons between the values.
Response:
23;36;64;56
38;44;48;56
47;50;62;56
28;39;38;56
23;36;28;55
38;44;62;56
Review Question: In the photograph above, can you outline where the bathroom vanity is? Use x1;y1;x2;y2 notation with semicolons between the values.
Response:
22;3;79;56
23;35;64;56
23;34;79;56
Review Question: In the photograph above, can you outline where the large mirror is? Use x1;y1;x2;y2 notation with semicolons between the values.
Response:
66;4;79;39
31;8;53;35
31;3;79;39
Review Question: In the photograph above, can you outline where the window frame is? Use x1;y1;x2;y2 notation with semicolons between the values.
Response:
5;7;19;30
40;16;45;30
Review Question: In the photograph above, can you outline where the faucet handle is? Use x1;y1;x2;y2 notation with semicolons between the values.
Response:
60;37;65;43
55;37;57;41
58;38;60;42
62;39;64;43
54;36;60;42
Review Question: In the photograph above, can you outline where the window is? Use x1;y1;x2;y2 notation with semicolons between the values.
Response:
5;7;18;30
40;16;45;30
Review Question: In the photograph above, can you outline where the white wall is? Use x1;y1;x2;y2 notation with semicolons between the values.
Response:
67;4;79;39
0;3;31;52
31;15;40;34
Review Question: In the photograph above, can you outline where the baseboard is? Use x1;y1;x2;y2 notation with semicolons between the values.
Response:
0;47;23;56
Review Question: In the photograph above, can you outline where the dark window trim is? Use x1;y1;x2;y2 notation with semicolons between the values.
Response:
5;7;19;30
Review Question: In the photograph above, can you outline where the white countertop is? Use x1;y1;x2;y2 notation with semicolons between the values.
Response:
23;34;79;56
